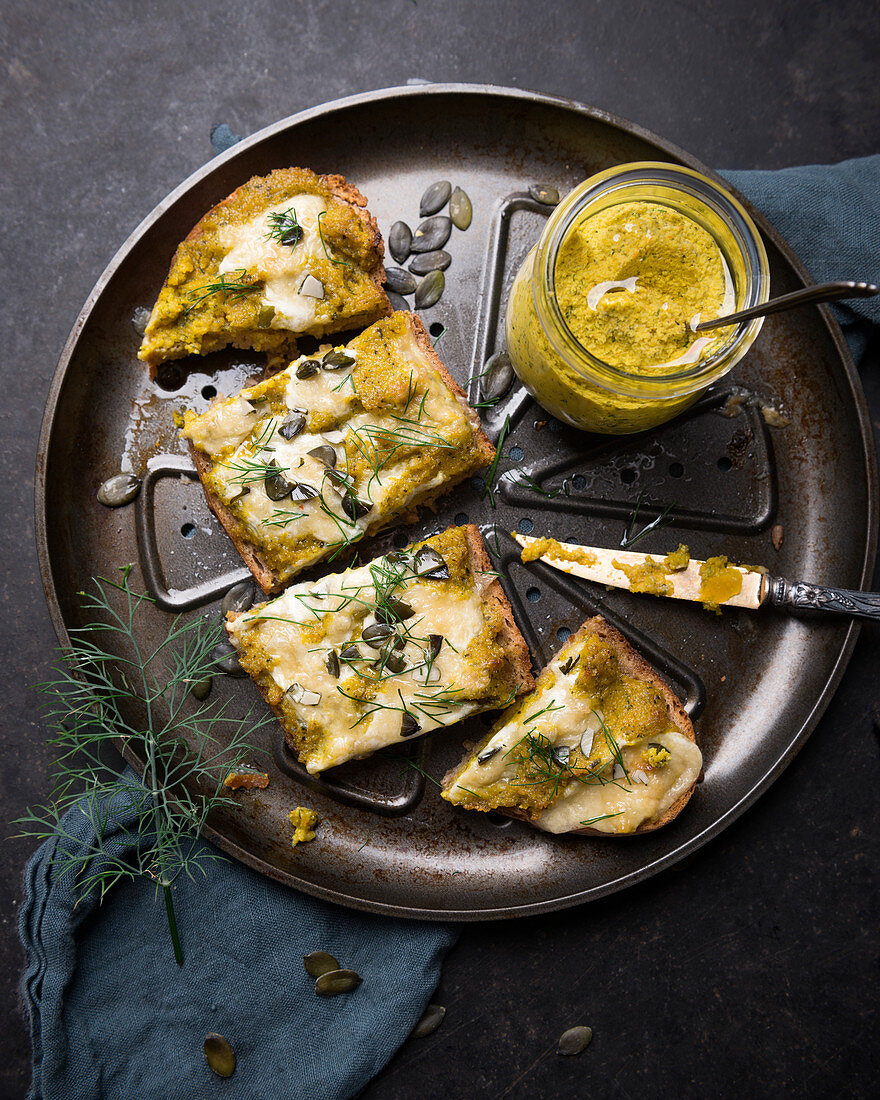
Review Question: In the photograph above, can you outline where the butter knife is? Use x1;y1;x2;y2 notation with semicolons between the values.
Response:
514;535;880;622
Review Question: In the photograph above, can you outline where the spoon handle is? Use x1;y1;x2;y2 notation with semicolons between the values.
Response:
695;280;879;332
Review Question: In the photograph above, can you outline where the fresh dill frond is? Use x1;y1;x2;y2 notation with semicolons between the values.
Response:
265;207;302;247
182;269;262;317
579;812;624;827
513;472;563;499
620;488;675;549
481;415;511;507
14;570;269;965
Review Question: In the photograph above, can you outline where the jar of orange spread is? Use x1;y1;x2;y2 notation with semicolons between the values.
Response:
505;163;769;434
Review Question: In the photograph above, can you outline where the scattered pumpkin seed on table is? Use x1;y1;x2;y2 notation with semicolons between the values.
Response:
410;1004;446;1039
408;249;451;275
419;180;452;217
97;473;141;508
315;969;363;997
303;950;340;978
210;641;246;677
411;215;452;253
529;183;560;206
204;1033;236;1077
481;351;514;402
415;270;445;309
221;579;257;615
384;267;418;295
449;186;472;229
389;220;413;264
386;290;410;312
189;676;212;701
557;1025;593;1056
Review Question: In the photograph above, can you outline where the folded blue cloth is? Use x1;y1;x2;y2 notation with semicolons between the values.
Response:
20;154;880;1100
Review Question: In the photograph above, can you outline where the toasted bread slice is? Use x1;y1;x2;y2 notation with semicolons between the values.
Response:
441;616;701;835
138;168;391;370
181;311;495;593
226;526;534;774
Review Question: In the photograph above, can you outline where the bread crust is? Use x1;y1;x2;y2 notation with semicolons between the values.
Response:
141;168;391;371
226;525;534;770
188;312;495;595
445;615;698;836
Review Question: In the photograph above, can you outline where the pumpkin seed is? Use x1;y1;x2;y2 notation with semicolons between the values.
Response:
386;290;410;312
478;746;500;764
97;473;141;508
363;623;395;647
322;349;356;370
530;183;560;206
408;250;451;275
299;274;324;298
307;444;337;468
325;650;340;678
342;492;371;521
286;682;321;706
222;579;257;615
228;485;250;504
559;654;580;675
481;351;514;402
280;225;303;248
315;969;363;997
428;634;443;658
389;220;413;264
203;1033;236;1077
210;641;246;677
413;547;449;579
414;270;445;309
400;713;421;738
411;215;452;253
552;745;571;768
296;358;321;379
376;597;415;624
340;643;361;661
420;180;452;217
190;676;212;701
384;267;418;295
410;1003;446;1039
449;186;472;229
557;1025;592;1056
255;303;276;327
288;481;319;503
264;464;294;501
279;411;307;440
383;652;407;674
303;950;340;978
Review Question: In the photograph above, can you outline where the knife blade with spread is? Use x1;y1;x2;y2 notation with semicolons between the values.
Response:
514;535;880;621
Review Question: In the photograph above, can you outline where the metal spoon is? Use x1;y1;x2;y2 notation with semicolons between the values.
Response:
695;280;878;333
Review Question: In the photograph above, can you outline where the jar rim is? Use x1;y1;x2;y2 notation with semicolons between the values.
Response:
533;162;770;396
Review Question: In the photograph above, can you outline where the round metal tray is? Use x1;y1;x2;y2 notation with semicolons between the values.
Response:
36;85;877;919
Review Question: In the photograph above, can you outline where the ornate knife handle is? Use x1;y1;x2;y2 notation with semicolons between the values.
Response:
768;577;880;621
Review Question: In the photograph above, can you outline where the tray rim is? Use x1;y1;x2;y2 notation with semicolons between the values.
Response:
34;83;879;920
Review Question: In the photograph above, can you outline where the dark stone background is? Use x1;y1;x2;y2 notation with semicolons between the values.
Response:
2;1;878;1096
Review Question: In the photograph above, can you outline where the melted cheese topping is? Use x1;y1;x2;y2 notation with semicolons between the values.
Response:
447;638;702;834
227;552;490;773
218;195;329;331
182;314;484;585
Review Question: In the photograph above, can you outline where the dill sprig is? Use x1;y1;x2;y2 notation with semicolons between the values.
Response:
481;415;511;507
265;207;302;247
620;489;675;549
14;568;269;965
182;268;262;317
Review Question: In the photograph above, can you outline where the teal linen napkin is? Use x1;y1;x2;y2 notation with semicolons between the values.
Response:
20;155;879;1100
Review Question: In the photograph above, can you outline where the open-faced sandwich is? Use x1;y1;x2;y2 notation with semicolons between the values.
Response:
138;168;390;370
225;525;534;774
180;311;495;593
441;615;702;834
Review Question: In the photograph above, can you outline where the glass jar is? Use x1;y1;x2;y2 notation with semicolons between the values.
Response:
505;162;770;434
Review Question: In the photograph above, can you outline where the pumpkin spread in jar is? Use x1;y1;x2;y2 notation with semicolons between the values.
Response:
554;201;733;370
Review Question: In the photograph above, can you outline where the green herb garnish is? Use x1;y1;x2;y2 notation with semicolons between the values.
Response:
266;207;303;247
620;488;675;549
316;210;350;267
182;268;262;317
15;568;269;965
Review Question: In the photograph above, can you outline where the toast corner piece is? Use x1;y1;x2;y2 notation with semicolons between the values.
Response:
462;523;535;700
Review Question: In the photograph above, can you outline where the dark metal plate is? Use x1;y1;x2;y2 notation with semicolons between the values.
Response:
35;85;877;919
